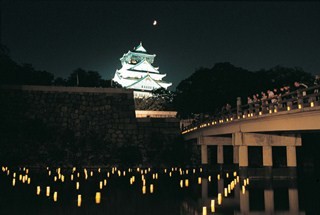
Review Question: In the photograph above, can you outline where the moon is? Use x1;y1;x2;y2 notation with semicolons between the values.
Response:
153;20;157;26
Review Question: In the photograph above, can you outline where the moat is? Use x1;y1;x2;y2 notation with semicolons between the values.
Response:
1;166;319;215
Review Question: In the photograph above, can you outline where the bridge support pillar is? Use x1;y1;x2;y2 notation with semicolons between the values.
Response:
240;189;250;213
263;146;273;167
289;188;299;212
217;145;224;164
201;144;208;165
233;146;239;164
239;146;248;167
286;146;297;167
264;189;274;212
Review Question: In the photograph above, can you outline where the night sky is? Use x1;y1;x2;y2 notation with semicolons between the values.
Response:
2;1;320;89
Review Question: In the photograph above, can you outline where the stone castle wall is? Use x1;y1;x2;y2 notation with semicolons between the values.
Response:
0;85;182;165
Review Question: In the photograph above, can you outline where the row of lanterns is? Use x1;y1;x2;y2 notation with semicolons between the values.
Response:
2;165;250;212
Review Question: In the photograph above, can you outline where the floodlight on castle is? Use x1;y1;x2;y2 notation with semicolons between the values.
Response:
112;42;172;98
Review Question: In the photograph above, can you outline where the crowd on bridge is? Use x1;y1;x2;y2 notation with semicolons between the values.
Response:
184;76;320;129
221;76;320;116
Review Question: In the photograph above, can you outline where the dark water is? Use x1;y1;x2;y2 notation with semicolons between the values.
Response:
0;166;319;215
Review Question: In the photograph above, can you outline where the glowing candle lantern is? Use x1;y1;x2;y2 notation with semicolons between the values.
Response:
36;186;41;195
98;168;101;173
144;169;147;174
112;168;114;174
142;185;146;194
311;102;314;107
208;175;211;182
77;172;80;178
104;179;107;186
218;193;222;205
130;178;133;185
180;180;184;188
137;167;140;172
118;170;121;177
142;179;146;186
99;181;103;189
61;175;65;182
26;169;29;174
95;192;101;204
287;106;291;111
123;171;126;176
169;172;172;177
71;174;74;181
53;191;58;202
228;184;231;193
211;200;215;212
226;173;229;178
90;171;93;177
186;170;189;174
244;179;247;186
246;178;249;185
251;113;253;117
233;171;237;177
224;188;228;197
274;108;278;113
164;169;167;173
193;169;196;174
185;179;189;187
12;178;16;186
217;174;220;180
150;184;154;193
155;173;158;179
72;167;76;173
148;168;151;172
237;176;239;183
152;174;155;179
19;174;22;181
27;177;31;184
107;172;110;177
242;185;245;194
77;194;82;207
76;182;80;190
54;176;57;182
202;206;207;215
269;109;272;114
13;172;16;178
132;176;135;183
46;186;50;197
198;177;202;184
259;111;262;115
200;168;203;172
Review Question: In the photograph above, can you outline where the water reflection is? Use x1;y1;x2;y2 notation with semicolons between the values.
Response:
0;166;308;215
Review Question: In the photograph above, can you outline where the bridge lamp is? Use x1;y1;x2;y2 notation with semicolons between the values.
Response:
269;110;272;114
230;117;233;121
298;104;302;109
287;106;291;111
311;102;314;107
202;206;207;215
274;108;277;113
238;116;240;119
247;113;250;117
226;118;229;122
243;114;246;118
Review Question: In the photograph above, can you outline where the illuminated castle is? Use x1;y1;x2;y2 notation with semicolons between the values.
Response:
112;42;172;98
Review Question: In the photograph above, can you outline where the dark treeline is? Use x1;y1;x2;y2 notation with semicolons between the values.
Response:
174;62;315;118
0;44;115;87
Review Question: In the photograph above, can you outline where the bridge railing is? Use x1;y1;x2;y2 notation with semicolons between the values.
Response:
181;85;320;133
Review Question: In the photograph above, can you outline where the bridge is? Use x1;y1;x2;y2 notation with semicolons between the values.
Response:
181;85;320;168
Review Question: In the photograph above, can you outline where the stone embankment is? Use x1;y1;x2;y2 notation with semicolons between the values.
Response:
0;85;183;166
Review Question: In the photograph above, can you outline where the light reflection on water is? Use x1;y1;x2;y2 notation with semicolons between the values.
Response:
0;166;315;215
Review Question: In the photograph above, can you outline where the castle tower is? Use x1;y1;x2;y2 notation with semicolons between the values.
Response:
112;42;172;98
